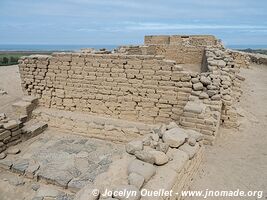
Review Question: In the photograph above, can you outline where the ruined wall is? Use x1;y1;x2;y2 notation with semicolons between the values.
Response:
19;53;196;125
120;35;218;65
144;35;217;46
228;50;250;68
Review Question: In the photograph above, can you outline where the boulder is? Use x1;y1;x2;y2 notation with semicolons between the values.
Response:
128;172;144;189
128;159;156;182
7;147;20;154
162;128;188;148
155;142;169;153
184;102;206;114
166;121;179;130
134;150;155;164
188;137;196;146
3;120;20;130
211;94;221;100
193;82;203;91
148;150;169;166
126;141;143;155
185;129;203;142
200;76;211;85
179;143;200;159
199;92;209;99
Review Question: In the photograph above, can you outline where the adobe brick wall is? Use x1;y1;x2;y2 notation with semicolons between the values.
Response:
120;35;218;65
18;53;196;124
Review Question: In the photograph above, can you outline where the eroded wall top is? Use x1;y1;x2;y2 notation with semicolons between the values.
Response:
144;35;218;46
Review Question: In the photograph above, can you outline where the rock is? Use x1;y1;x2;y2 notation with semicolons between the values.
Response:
179;143;200;159
222;95;231;101
152;127;163;138
12;159;29;173
184;102;206;114
173;65;183;71
166;149;189;173
148;150;168;166
0;130;11;140
142;135;152;146
200;76;211;85
11;128;22;137
128;172;144;189
0;152;6;159
128;159;156;182
217;60;226;67
36;186;63;198
68;177;91;193
0;89;7;95
126;141;143;155
162;128;188;148
211;94;221;100
199;92;209;99
150;133;159;142
185;129;203;142
7;147;20;154
134;150;155;164
236;74;245;81
159;124;166;137
113;185;140;200
193;82;203;91
155;142;169;153
166;121;179;130
188;138;196;146
0;113;6;120
207;90;218;97
32;183;40;191
191;77;199;84
37;167;73;188
3;120;20;130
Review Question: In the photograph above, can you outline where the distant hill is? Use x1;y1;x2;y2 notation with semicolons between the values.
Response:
238;49;267;55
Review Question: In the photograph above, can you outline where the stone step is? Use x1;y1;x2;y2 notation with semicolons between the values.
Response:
12;96;39;122
22;121;48;140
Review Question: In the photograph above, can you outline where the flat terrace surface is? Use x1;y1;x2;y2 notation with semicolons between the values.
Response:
0;129;125;194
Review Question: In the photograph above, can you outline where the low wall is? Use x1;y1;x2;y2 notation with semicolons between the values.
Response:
19;53;195;124
248;53;267;65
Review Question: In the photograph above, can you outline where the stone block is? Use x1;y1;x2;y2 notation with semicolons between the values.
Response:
184;102;206;114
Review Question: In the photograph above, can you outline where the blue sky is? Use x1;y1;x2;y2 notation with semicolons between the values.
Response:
0;0;267;46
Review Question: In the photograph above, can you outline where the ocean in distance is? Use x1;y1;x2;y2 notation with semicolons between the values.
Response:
0;44;267;51
0;44;118;51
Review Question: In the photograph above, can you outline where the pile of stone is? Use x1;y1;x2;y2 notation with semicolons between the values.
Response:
115;122;204;198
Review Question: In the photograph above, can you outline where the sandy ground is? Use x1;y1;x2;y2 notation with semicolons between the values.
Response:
187;64;267;199
0;64;267;199
0;65;23;116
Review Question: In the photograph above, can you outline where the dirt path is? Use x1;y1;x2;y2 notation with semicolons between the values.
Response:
187;64;267;199
0;65;23;116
